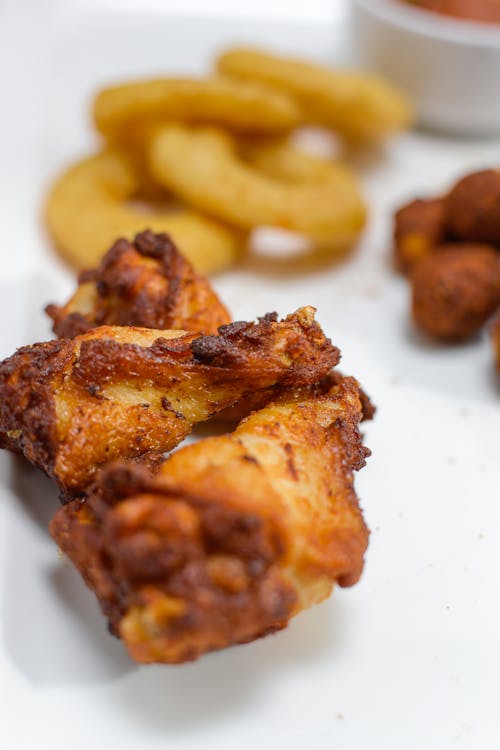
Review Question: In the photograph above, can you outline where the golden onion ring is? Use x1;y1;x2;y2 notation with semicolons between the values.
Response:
216;47;413;142
45;150;244;273
93;77;302;145
148;125;366;247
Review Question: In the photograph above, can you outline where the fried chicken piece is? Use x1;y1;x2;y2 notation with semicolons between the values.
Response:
50;375;370;664
46;230;231;338
491;312;500;373
217;368;376;424
393;197;446;274
0;309;338;495
446;170;500;245
411;244;500;340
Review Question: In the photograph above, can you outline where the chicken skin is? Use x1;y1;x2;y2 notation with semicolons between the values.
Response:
0;308;339;496
46;230;231;338
50;375;370;664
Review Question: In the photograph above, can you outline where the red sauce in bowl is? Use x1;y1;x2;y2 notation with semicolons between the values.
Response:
402;0;500;23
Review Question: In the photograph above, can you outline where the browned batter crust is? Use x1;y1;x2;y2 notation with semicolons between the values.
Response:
411;244;500;340
393;197;446;275
50;375;370;664
46;230;231;338
0;308;339;495
446;170;500;245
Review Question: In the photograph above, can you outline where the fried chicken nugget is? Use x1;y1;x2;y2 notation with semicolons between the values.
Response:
0;308;339;495
393;197;446;274
50;375;370;664
411;244;500;340
445;169;500;245
46;230;231;339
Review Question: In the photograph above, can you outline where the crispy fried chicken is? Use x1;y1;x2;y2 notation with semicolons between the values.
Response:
50;375;370;663
0;308;338;495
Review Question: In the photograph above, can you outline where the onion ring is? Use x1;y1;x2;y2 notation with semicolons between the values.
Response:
45;150;244;273
148;125;366;246
216;47;412;142
93;77;302;145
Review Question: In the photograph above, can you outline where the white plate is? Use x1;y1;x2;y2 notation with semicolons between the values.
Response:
1;2;499;749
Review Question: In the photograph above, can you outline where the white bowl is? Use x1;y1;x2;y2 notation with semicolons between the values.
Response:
351;0;500;136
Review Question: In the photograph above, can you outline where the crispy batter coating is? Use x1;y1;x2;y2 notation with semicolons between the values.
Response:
0;309;339;495
217;368;376;424
216;47;412;142
411;244;500;340
46;231;231;338
93;77;302;143
50;375;370;664
45;150;244;274
149;125;366;246
491;312;500;372
393;197;446;274
446;170;500;245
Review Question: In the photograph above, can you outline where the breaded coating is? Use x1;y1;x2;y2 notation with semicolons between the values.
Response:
492;312;500;372
50;375;370;664
0;309;339;495
214;368;376;424
393;197;446;274
411;244;500;340
46;231;231;338
446;170;500;245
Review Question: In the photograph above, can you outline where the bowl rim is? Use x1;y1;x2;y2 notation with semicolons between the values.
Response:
352;0;500;48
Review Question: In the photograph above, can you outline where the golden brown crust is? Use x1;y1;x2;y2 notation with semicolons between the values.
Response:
411;244;500;340
212;368;376;424
216;48;412;142
46;230;231;338
50;375;370;664
393;197;446;275
0;309;339;495
445;170;500;245
44;150;244;274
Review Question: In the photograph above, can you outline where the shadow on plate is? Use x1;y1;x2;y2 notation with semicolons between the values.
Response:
3;455;134;686
486;363;500;397
111;596;344;732
8;455;59;529
3;556;135;687
3;454;346;699
393;316;498;402
240;227;360;280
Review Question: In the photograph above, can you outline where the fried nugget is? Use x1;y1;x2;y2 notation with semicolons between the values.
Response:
393;197;446;274
46;231;231;338
411;244;500;340
0;309;339;495
50;375;370;664
446;170;500;245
